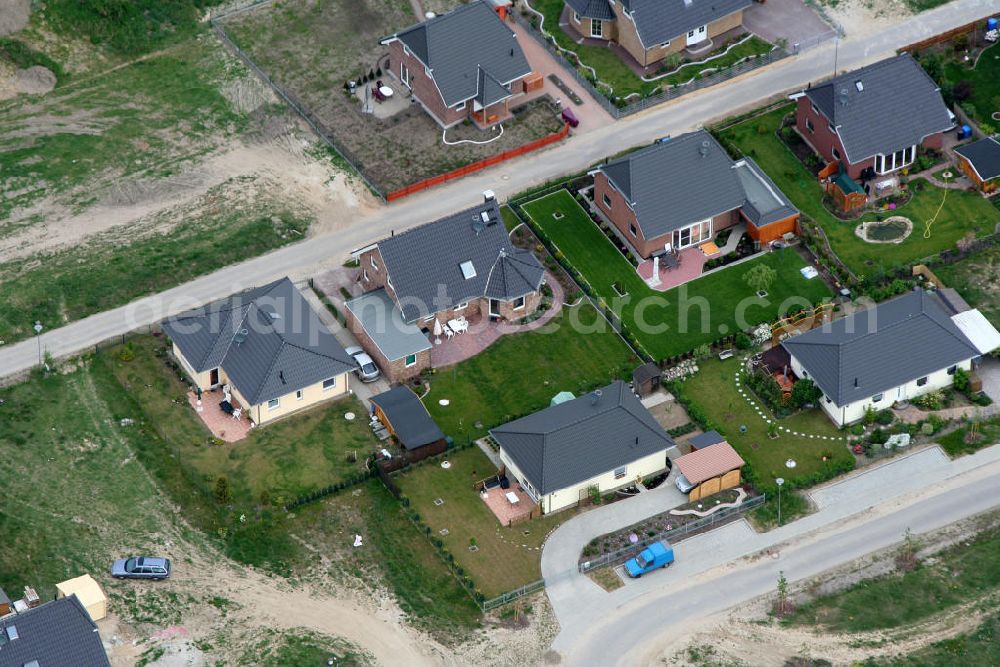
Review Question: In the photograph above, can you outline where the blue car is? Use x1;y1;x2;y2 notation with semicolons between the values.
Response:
624;541;674;578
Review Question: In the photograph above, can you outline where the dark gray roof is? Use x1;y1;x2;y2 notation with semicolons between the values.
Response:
376;200;544;322
162;278;354;406
619;0;752;46
688;430;725;450
384;0;531;107
344;289;433;362
955;137;1000;181
0;596;111;667
804;54;952;164
370;386;445;450
782;290;980;406
598;130;798;238
565;0;615;21
491;381;673;495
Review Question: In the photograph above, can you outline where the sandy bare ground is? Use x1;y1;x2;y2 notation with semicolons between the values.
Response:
0;0;30;37
827;0;915;40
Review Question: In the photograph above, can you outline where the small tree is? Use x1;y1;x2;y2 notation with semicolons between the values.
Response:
214;476;231;505
896;527;919;572
791;378;821;408
774;570;791;617
744;263;777;295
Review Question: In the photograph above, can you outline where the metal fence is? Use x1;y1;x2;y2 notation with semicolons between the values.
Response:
210;19;387;201
514;15;791;119
481;579;546;611
578;494;766;573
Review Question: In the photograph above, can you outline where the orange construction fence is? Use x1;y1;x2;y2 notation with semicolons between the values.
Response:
386;122;571;202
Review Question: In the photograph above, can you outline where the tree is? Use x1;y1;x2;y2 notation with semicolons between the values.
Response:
896;527;919;572
214;476;231;505
790;378;821;408
744;263;777;295
774;570;790;616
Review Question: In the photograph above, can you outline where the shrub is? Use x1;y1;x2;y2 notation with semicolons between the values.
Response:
791;378;822;408
875;409;894;426
952;367;970;394
862;406;877;426
913;390;944;411
214;476;231;504
734;333;753;350
870;428;888;445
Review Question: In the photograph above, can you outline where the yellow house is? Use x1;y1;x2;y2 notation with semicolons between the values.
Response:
162;277;355;426
491;380;674;514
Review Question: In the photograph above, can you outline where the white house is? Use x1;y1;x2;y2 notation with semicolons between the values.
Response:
782;288;999;426
490;381;674;514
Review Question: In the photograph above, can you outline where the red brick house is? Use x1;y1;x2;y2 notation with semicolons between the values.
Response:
380;0;533;128
346;195;545;382
794;54;953;182
591;130;800;259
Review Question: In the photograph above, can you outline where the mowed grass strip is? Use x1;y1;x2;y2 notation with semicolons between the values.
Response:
786;521;1000;632
424;302;637;443
934;244;1000;328
718;106;1000;276
524;189;832;360
396;447;575;597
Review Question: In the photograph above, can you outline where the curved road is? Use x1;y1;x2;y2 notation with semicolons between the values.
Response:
1;0;993;379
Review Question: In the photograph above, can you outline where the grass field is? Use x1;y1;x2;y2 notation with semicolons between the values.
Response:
680;357;852;489
523;189;832;360
423;302;637;443
396;446;574;597
864;613;1000;666
718;106;1000;277
934;244;1000;327
938;416;1000;458
943;43;1000;128
787;521;1000;632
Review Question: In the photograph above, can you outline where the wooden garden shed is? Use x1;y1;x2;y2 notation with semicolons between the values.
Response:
55;574;107;622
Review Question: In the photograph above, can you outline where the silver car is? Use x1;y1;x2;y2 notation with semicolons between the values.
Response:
674;472;696;494
345;346;380;382
111;556;171;580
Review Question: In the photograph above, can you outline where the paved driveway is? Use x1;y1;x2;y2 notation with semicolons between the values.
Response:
979;356;1000;404
744;0;836;52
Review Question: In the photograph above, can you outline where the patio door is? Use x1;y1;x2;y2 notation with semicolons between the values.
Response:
687;25;707;46
489;298;501;319
896;385;906;402
210;368;220;387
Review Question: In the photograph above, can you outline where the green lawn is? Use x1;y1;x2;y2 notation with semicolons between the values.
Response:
396;446;574;597
787;522;1000;632
719;106;1000;278
680;357;852;489
943;43;1000;129
523;189;833;360
423;302;637;443
937;416;1000;458
934;244;1000;327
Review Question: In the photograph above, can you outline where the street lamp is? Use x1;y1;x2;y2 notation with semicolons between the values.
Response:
775;477;785;527
33;321;43;367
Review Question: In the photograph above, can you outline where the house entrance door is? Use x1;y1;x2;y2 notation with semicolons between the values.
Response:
210;368;220;387
687;25;707;46
489;299;501;319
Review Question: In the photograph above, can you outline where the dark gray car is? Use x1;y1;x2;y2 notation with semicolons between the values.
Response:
111;556;171;580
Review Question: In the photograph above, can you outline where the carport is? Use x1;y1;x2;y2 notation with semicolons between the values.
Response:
673;442;745;502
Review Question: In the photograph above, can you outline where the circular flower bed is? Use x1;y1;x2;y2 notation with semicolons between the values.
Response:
855;216;913;244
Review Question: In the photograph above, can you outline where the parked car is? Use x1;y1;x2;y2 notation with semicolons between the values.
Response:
674;472;696;494
624;541;674;578
345;346;380;382
111;556;171;580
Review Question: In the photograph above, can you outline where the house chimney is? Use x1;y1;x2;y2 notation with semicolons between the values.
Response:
854;377;859;388
699;140;709;157
839;87;849;106
590;389;603;406
23;587;39;609
483;189;496;202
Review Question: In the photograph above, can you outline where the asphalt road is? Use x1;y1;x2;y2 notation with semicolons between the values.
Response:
2;0;994;380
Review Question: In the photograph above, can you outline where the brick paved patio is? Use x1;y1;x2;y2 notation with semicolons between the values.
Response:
481;484;537;526
187;390;252;443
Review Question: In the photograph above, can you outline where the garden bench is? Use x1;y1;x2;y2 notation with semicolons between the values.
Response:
718;349;734;360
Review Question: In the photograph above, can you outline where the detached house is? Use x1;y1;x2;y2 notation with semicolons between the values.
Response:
0;595;112;667
491;381;674;514
783;289;1000;426
592;129;800;258
380;0;533;128
346;195;545;382
794;54;953;181
565;0;751;68
163;278;356;426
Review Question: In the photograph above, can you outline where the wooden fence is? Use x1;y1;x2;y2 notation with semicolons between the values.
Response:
385;123;571;201
898;13;1000;54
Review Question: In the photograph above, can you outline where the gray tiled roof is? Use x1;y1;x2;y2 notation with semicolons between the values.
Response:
565;0;615;21
344;289;433;362
688;429;725;450
0;596;111;667
804;54;952;164
370;386;445;450
598;130;798;239
782;290;980;406
955;137;1000;181
491;381;673;495
162;278;354;406
376;200;544;322
384;0;531;107
619;0;752;47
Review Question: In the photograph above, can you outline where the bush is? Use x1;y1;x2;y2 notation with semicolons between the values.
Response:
952;367;970;394
790;379;822;408
913;390;944;411
875;410;894;426
870;428;888;445
735;333;752;350
746;370;783;412
214;476;231;504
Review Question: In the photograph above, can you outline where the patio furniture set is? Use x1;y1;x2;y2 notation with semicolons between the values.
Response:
433;315;470;343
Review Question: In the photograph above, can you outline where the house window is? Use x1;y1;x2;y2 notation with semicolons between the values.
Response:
590;19;603;38
362;268;369;282
806;118;815;133
811;103;819;115
296;389;304;401
825;396;832;403
405;354;417;367
573;11;580;22
947;365;958;375
875;145;916;174
322;376;338;391
688;30;695;38
268;398;280;410
672;219;712;249
629;223;637;237
660;40;671;48
400;62;410;87
602;193;612;209
832;147;841;161
454;101;466;111
513;296;525;310
455;302;468;311
872;393;883;403
916;376;928;387
370;255;378;270
614;465;627;479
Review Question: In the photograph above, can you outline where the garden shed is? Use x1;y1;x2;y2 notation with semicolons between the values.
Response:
632;363;662;397
55;574;107;622
370;386;447;456
673;441;745;502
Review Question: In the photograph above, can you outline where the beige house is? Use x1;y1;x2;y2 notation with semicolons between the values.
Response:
565;0;751;68
491;381;674;514
163;277;355;426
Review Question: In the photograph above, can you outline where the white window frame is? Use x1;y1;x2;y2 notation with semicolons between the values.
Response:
875;145;916;175
423;314;435;323
590;19;603;38
455;302;468;311
322;376;338;392
660;40;671;48
872;393;883;403
454;101;466;111
811;103;819;115
370;255;378;270
805;117;814;133
629;223;638;237
672;218;712;249
916;376;928;387
832;147;841;161
947;365;958;375
400;62;410;87
296;389;304;401
362;268;369;282
602;192;612;209
513;296;525;311
573;11;581;22
405;354;417;368
828;122;836;133
268;398;280;410
614;465;627;479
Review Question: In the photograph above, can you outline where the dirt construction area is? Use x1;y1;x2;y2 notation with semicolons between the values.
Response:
220;0;566;195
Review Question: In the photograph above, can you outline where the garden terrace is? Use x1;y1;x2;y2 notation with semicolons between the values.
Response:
717;105;1000;279
519;189;833;360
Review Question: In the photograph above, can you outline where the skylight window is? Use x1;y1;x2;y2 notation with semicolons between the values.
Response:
460;260;477;280
855;80;863;92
